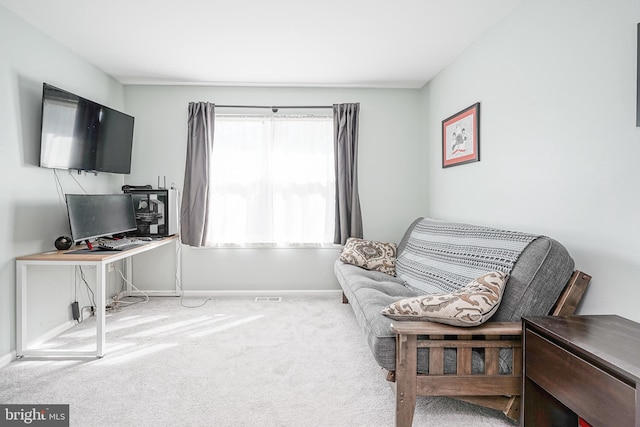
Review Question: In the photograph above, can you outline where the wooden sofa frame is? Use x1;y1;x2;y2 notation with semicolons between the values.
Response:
386;270;591;426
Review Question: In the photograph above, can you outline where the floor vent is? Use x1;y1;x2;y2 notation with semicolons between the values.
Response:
255;297;282;302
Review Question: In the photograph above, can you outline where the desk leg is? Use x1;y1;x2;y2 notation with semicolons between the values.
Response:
124;257;133;295
175;238;181;294
16;261;27;358
96;264;106;358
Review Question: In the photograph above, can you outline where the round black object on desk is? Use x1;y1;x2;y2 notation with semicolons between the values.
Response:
54;236;73;250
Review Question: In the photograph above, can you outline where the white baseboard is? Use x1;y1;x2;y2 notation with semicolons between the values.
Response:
123;290;180;297
26;320;77;350
180;289;343;298
0;350;16;368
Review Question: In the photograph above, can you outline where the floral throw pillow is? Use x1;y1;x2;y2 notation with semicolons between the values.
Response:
339;237;397;276
382;271;508;326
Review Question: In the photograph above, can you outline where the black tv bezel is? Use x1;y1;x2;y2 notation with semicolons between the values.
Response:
39;83;135;174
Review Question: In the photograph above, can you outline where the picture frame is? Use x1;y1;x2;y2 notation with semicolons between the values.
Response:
442;102;480;168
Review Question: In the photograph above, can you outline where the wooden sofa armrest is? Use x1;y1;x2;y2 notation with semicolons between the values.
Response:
387;321;522;427
392;320;524;425
390;270;591;426
391;320;523;381
390;321;522;337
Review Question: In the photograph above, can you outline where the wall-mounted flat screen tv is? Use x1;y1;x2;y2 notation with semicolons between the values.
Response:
39;83;135;174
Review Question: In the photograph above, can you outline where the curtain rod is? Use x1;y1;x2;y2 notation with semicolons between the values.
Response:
215;104;333;113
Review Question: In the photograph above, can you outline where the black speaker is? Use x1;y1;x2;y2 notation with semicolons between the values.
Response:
55;236;73;250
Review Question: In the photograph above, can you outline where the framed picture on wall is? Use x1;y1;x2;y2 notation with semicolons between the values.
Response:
442;102;480;168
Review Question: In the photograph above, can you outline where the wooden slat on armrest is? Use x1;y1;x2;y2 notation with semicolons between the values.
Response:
390;321;522;336
550;270;591;316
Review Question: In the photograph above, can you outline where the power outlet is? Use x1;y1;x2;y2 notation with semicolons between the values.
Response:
108;264;115;272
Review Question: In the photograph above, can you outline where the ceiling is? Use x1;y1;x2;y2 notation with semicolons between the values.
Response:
0;0;520;88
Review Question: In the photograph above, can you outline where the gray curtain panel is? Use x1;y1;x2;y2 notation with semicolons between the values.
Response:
180;102;215;247
333;103;363;244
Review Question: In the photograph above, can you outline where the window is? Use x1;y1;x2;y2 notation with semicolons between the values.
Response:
206;114;335;247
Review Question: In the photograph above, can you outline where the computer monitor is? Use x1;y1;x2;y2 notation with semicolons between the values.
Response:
65;194;137;243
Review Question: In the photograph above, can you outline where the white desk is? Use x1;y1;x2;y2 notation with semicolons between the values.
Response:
16;235;181;359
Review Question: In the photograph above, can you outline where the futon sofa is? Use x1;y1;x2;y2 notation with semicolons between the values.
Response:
334;217;590;425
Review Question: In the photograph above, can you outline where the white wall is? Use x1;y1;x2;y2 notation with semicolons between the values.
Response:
123;85;425;291
421;0;640;321
0;6;127;358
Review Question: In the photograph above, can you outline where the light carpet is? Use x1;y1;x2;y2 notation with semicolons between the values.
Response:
0;296;518;426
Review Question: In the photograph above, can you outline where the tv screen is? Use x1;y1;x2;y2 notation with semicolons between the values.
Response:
66;194;138;243
39;83;134;174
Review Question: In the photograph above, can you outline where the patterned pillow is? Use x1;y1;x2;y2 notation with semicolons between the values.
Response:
382;271;508;326
339;237;397;276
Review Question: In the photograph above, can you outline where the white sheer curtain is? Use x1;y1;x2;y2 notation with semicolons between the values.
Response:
206;114;335;247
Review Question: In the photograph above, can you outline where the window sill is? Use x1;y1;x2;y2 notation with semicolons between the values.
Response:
194;243;343;250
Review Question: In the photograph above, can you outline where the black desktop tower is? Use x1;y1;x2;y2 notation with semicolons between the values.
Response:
124;189;179;237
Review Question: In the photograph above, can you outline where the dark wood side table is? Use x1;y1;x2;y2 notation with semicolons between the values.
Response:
522;315;640;427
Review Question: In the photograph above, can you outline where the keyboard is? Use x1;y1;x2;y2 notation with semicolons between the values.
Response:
95;238;148;251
